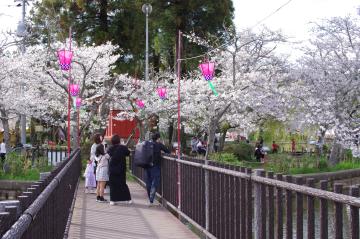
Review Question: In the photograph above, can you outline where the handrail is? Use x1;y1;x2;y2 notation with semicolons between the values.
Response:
163;155;360;207
1;149;80;239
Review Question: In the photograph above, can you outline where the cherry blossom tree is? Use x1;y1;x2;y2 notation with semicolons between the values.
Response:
294;17;360;162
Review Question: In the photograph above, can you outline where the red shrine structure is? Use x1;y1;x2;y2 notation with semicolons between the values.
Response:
104;110;140;141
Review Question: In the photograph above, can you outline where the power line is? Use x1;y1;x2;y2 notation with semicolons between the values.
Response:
178;0;295;62
250;0;294;29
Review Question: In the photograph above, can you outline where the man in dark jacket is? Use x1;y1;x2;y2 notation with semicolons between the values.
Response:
146;132;170;206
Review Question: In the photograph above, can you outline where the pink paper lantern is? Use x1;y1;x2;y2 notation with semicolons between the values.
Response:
69;84;80;97
57;49;73;71
157;87;167;100
76;98;82;108
199;61;215;81
136;99;145;109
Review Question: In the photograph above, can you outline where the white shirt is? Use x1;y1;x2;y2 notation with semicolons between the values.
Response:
90;143;98;161
0;142;6;154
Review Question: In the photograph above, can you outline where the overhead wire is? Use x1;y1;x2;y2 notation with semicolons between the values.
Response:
178;0;295;62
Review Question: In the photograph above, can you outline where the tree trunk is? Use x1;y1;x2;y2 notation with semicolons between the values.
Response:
168;120;174;147
30;117;36;146
318;129;326;156
219;129;227;152
329;136;343;166
232;53;236;86
99;0;108;31
205;118;217;158
138;120;146;141
15;115;21;146
0;108;11;152
181;125;186;153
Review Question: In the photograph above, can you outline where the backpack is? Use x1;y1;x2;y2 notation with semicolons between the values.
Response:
134;141;154;168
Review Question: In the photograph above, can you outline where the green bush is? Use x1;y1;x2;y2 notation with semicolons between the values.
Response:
223;142;254;161
5;153;26;176
210;153;238;164
318;158;328;169
0;152;53;181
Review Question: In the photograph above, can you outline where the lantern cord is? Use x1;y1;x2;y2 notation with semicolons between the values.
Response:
177;0;294;62
208;81;218;96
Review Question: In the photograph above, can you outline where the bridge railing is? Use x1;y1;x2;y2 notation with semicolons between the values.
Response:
130;153;360;239
0;149;81;239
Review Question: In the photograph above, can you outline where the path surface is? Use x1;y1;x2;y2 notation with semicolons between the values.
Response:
67;181;198;239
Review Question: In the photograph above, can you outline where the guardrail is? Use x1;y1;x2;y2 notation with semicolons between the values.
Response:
130;153;360;239
0;149;81;239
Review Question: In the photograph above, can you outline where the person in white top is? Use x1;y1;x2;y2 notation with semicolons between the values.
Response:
95;144;110;203
0;140;6;164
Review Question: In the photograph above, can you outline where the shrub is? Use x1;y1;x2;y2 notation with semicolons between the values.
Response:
318;158;328;169
223;142;254;161
210;153;238;164
5;153;24;176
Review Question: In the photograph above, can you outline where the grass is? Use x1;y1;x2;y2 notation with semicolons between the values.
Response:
289;160;360;175
0;168;43;181
210;152;360;175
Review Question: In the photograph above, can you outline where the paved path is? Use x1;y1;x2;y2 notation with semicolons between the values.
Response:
67;181;198;239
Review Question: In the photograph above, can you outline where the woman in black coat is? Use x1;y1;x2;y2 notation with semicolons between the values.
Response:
107;134;132;205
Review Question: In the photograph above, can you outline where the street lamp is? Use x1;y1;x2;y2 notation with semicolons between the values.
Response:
57;30;73;156
142;3;152;81
16;0;29;146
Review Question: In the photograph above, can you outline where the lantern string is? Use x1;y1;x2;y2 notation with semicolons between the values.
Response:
177;0;294;62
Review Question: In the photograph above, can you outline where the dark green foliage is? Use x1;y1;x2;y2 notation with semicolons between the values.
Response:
223;142;255;161
29;0;234;74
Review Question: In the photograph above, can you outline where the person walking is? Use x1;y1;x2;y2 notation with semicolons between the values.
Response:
254;143;264;162
272;141;279;153
95;144;110;203
146;132;170;206
0;140;6;164
107;134;132;205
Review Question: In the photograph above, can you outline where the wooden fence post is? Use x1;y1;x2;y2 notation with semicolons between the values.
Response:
267;172;274;239
295;177;304;239
246;168;252;239
350;186;359;239
204;160;209;238
307;178;315;239
276;173;283;239
285;175;293;239
254;169;266;239
320;180;328;239
334;183;343;239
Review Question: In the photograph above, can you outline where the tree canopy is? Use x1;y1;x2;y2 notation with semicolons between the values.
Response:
29;0;234;75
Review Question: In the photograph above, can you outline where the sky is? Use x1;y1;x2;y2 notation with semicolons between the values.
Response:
0;0;359;45
233;0;360;41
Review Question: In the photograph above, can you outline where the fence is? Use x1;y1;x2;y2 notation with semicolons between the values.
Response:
30;147;68;166
0;149;81;239
130;153;360;239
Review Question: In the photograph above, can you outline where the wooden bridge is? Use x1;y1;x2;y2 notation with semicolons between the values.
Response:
67;181;197;239
1;149;360;239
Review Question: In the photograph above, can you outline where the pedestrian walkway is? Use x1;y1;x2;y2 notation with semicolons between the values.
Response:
67;181;198;239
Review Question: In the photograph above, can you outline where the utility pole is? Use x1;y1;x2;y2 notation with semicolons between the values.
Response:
16;0;29;146
142;3;152;81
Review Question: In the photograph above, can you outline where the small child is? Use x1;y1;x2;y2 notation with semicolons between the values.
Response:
84;159;96;193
